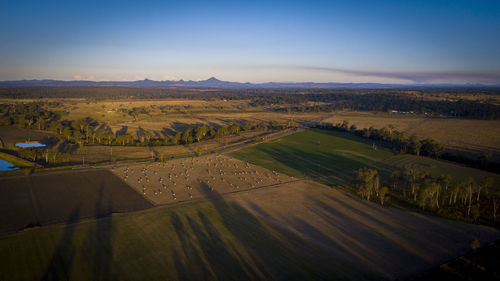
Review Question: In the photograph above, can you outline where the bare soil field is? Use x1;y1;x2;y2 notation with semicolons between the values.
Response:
323;111;500;154
109;154;293;205
0;169;152;233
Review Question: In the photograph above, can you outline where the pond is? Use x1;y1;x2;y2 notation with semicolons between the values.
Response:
0;159;19;171
15;142;46;148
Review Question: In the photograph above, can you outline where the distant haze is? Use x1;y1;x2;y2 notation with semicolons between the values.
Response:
1;0;499;84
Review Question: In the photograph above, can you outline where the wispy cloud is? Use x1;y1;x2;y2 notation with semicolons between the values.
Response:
289;65;500;84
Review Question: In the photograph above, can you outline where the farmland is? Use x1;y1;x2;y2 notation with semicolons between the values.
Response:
1;180;498;281
0;169;152;233
0;87;499;280
230;129;500;187
322;111;500;156
110;154;292;205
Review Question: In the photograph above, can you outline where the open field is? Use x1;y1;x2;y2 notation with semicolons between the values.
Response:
1;180;498;280
110;154;293;205
383;154;500;183
410;239;500;281
0;169;152;233
323;111;500;155
0;98;327;138
0;126;55;148
230;129;500;187
62;130;272;164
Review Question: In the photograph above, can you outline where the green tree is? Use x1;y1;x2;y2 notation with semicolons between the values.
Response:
379;186;389;206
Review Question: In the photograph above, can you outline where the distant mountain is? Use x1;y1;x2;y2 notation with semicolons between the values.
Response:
0;78;497;88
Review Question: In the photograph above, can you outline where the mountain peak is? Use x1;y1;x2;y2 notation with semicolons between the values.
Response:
205;77;220;82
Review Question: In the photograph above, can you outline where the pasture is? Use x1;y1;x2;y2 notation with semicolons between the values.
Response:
65;130;269;164
110;154;292;205
230;129;395;186
0;180;498;280
0;169;152;234
0;126;54;148
323;111;500;155
230;129;500;187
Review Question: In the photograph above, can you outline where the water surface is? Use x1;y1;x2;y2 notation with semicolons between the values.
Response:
0;159;18;171
15;142;46;148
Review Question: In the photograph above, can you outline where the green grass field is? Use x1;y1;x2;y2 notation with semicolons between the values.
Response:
230;129;500;187
230;129;395;186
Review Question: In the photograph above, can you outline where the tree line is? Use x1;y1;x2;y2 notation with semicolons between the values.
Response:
314;121;499;173
315;121;445;158
1;86;499;119
352;167;499;226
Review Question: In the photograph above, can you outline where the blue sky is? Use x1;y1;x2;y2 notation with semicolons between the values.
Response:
1;0;499;84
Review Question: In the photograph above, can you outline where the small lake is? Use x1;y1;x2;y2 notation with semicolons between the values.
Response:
0;159;19;171
15;142;46;148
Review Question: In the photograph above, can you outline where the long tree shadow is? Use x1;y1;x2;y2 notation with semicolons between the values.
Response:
40;207;81;281
194;184;367;281
254;144;365;185
83;186;115;281
186;211;258;280
169;212;213;280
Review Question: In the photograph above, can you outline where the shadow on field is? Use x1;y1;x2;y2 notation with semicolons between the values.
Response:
253;143;395;185
41;187;115;281
41;207;80;281
169;183;368;281
254;144;362;184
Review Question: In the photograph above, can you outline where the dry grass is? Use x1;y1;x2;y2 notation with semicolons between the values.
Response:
323;111;500;154
66;130;268;164
0;126;54;148
226;180;500;280
2;178;498;280
110;154;294;205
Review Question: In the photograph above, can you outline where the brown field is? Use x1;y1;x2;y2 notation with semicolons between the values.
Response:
0;169;152;233
223;180;500;280
323;111;500;155
2;179;498;280
66;130;270;164
110;154;294;205
108;110;320;136
1;98;328;138
0;126;55;148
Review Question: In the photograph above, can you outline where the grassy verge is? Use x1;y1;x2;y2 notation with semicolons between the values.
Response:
0;151;34;168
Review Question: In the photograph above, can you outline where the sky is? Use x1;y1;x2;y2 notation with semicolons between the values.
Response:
1;0;499;84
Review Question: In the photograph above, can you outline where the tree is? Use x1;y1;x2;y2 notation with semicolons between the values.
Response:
491;189;500;221
477;177;493;202
477;151;493;168
181;128;193;144
194;125;208;142
420;138;444;158
171;132;181;145
408;134;422;155
379;186;389;205
353;168;379;201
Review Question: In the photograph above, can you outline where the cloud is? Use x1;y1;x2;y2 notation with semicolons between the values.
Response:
72;74;96;81
292;65;500;84
161;75;179;81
